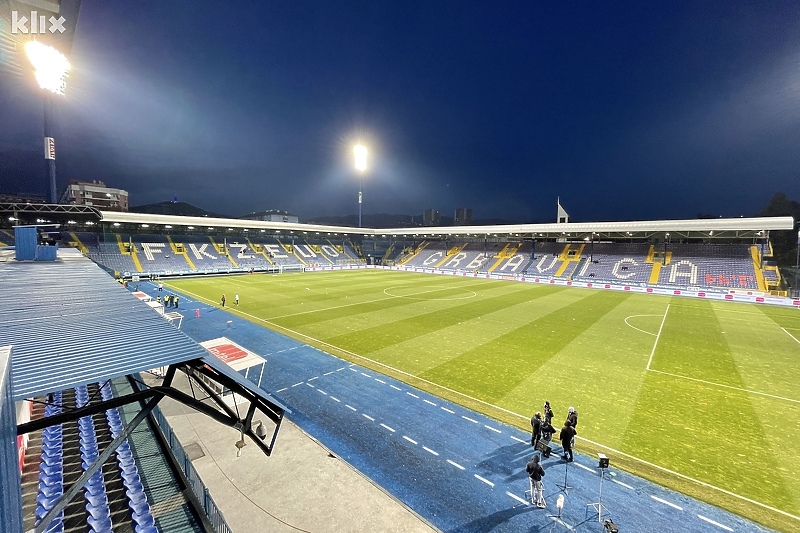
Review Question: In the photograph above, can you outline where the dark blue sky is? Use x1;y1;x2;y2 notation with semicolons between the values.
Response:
2;1;800;221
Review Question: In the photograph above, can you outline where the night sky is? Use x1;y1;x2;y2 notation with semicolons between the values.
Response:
2;1;800;222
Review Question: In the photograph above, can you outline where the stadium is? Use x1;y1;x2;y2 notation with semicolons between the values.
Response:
3;2;800;533
1;201;799;533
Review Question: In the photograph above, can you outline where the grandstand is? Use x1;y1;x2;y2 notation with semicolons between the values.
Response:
1;206;798;533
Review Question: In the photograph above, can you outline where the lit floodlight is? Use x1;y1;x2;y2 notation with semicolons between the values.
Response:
25;41;71;95
354;144;367;172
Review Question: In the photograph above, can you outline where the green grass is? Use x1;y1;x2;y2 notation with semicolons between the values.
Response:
167;270;800;532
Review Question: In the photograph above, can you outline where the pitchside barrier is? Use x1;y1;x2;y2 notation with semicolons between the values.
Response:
301;264;800;308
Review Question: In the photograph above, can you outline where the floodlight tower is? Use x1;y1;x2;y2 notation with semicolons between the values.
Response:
25;41;71;204
354;144;367;227
795;229;799;297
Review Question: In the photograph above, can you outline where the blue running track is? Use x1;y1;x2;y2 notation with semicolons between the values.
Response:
145;284;780;533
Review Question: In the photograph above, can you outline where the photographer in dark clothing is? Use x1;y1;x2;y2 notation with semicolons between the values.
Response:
526;455;546;508
559;421;576;462
530;412;542;448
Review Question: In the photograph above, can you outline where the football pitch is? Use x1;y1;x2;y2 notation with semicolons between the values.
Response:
167;269;800;532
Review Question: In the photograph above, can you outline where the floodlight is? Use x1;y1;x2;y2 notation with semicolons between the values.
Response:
354;144;367;172
25;41;71;95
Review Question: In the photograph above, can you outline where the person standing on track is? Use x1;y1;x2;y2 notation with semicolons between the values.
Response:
235;293;239;306
221;294;226;307
530;411;542;449
526;454;546;508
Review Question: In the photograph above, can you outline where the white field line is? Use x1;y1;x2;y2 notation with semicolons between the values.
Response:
175;285;800;524
447;459;465;470
474;474;494;487
623;314;660;336
651;495;683;510
648;369;800;404
646;304;670;370
782;327;800;345
612;479;634;490
506;491;529;506
697;515;733;531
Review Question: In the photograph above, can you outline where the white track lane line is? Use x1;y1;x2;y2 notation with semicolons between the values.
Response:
446;459;465;470
349;368;357;372
308;376;318;381
323;371;333;376
506;492;530;506
291;382;303;387
510;436;526;444
362;414;375;421
697;514;733;531
329;396;340;402
380;423;396;432
375;378;386;384
345;405;357;411
651;495;683;510
423;399;437;406
390;385;401;391
306;383;315;388
276;388;287;393
337;367;345;371
462;416;478;423
485;425;501;433
574;463;594;473
474;474;494;487
403;436;418;445
317;389;327;395
612;479;633;490
360;372;371;377
407;392;419;398
422;446;439;456
441;407;455;414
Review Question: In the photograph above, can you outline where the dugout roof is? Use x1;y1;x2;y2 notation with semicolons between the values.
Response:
0;254;210;401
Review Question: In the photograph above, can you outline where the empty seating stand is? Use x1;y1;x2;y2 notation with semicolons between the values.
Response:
25;384;159;533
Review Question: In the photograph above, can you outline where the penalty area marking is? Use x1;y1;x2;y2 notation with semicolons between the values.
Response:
782;327;800;345
646;304;670;371
624;314;662;337
171;285;800;525
647;368;800;404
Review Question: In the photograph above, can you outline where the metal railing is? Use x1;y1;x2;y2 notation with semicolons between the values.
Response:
151;408;233;533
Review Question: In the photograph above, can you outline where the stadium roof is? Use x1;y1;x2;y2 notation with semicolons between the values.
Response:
98;210;795;239
0;253;210;401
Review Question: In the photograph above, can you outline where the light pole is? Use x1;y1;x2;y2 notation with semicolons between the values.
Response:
25;41;71;204
354;144;367;227
664;233;670;265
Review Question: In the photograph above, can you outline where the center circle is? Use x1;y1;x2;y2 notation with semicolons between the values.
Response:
383;286;478;301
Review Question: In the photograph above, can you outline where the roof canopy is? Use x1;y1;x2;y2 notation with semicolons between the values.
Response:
0;255;210;400
98;211;795;240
